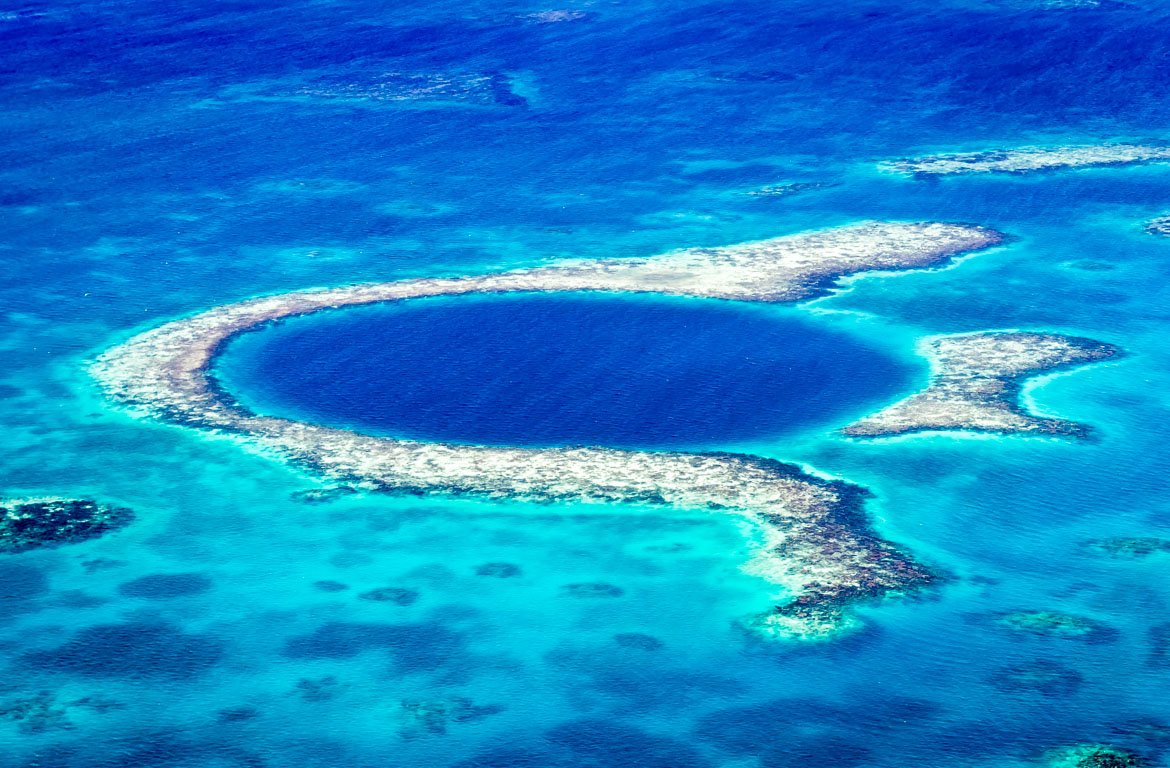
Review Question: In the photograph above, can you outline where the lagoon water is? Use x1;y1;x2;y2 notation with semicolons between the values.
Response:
6;1;1170;767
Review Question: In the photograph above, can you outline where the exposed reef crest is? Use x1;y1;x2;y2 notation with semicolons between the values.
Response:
844;332;1119;438
881;143;1170;177
90;221;1092;638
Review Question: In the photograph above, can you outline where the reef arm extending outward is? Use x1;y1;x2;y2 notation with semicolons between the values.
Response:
843;332;1120;439
91;221;1001;639
880;142;1170;177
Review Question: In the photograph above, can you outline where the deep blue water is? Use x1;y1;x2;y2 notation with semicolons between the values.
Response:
5;1;1170;767
215;294;915;448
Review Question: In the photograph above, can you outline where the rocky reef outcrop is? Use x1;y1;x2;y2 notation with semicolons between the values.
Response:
0;498;134;553
881;143;1170;177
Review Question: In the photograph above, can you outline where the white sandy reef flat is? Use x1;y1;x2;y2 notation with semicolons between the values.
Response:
845;332;1119;438
90;221;1112;638
880;142;1170;177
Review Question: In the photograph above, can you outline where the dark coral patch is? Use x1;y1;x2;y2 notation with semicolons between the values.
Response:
613;633;664;651
0;563;49;620
450;748;569;768
217;706;261;723
561;582;624;598
85;735;265;768
762;735;872;768
399;697;505;737
1084;537;1170;559
695;695;939;756
282;621;463;672
989;660;1083;697
313;580;349;592
359;587;419;605
290;486;359;504
979;610;1117;643
546;719;712;768
118;573;213;600
21;621;223;680
0;498;134;553
295;675;343;702
1147;623;1170;667
474;562;522;578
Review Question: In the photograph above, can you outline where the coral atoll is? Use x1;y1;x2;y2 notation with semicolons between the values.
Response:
844;332;1118;438
881;143;1170;177
0;498;134;553
89;220;1109;638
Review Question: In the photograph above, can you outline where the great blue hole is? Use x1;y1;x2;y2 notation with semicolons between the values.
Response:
212;292;914;449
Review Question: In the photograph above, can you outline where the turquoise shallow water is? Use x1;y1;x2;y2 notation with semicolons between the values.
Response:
5;1;1170;766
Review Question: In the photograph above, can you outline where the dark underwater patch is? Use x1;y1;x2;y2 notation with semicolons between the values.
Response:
0;498;134;553
988;659;1084;697
695;695;940;755
80;735;265;768
561;582;624;598
545;718;712;768
614;632;664;650
282;621;464;672
359;587;419;605
474;562;521;578
21;621;224;680
0;562;49;602
761;735;873;768
0;562;49;620
118;572;213;599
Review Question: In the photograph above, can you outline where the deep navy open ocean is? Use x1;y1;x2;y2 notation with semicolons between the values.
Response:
6;1;1170;766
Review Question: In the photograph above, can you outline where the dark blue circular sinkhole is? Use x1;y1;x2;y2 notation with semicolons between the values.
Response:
213;293;914;449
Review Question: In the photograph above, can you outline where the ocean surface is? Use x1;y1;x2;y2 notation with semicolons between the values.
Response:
4;1;1170;766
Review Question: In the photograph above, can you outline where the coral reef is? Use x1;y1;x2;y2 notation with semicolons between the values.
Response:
90;222;1013;638
1146;623;1170;667
844;332;1118;438
398;696;505;738
1044;744;1146;767
613;632;664;650
985;610;1116;642
1144;215;1170;237
0;691;122;734
0;498;134;553
1083;537;1170;559
294;675;344;702
118;572;213;600
561;582;624;598
881;143;1170;177
474;562;522;578
290;486;359;504
745;182;834;198
989;659;1083;696
359;587;420;605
